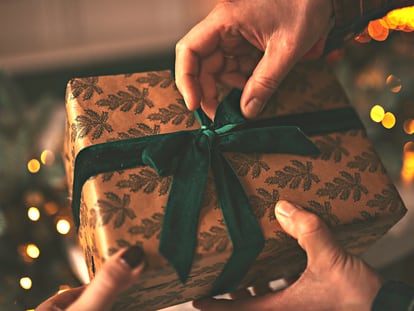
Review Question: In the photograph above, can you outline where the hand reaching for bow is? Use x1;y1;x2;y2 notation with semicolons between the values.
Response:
175;0;334;120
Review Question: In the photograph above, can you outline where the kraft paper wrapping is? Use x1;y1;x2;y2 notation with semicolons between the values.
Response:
63;61;406;310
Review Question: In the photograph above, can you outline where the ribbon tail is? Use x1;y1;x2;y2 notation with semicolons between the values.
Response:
159;140;210;283
210;151;265;295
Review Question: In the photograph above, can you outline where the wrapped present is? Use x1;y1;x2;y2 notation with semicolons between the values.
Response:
63;61;406;310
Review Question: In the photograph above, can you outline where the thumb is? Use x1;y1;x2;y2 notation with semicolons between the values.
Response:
240;41;298;119
67;246;145;311
275;200;342;268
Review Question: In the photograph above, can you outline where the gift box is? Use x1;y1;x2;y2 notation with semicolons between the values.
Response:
63;61;406;310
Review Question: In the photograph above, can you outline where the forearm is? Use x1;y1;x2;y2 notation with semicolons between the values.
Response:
325;0;414;51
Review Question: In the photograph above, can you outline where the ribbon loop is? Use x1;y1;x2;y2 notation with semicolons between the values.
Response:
141;132;193;176
71;87;365;294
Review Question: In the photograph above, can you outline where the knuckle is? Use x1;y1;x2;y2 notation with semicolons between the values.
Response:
253;74;281;92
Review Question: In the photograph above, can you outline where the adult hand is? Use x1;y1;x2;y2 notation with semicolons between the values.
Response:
194;200;383;311
175;0;334;120
36;245;145;311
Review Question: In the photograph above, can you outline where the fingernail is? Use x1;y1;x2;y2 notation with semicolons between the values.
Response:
182;93;190;109
121;245;145;269
245;98;265;117
275;201;298;218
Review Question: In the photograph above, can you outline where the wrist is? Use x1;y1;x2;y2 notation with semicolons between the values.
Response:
333;256;383;311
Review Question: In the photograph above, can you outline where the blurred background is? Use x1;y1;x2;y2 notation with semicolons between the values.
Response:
0;1;413;310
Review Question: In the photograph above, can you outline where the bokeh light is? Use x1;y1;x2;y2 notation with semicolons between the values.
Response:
381;112;396;129
367;19;389;41
20;277;32;290
385;74;402;93
382;6;414;32
44;201;59;215
403;119;414;134
27;159;41;174
367;6;414;42
27;207;40;221
370;105;385;123
401;142;414;183
26;244;40;259
56;219;71;235
403;141;414;152
40;150;55;166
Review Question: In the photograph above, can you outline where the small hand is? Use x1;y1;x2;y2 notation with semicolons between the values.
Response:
36;246;145;311
175;0;334;120
194;200;383;311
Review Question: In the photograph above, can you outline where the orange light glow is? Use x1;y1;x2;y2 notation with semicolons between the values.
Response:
403;119;414;134
44;201;59;215
401;142;414;183
385;74;402;93
383;6;414;32
381;112;396;129
367;20;389;41
27;159;41;174
364;6;414;42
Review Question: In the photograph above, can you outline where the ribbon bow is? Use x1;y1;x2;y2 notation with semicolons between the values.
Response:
71;89;363;294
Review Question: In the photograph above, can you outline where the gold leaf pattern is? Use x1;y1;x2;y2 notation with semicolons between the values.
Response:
74;109;113;140
96;85;154;114
147;99;195;128
265;160;320;191
69;77;103;100
316;171;369;201
96;192;136;229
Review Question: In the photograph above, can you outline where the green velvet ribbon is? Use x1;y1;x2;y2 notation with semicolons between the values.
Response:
71;89;364;294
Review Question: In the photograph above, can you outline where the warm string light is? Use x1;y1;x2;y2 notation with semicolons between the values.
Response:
403;119;414;134
382;6;414;32
382;112;396;129
356;6;414;42
369;105;396;129
401;142;414;183
27;207;40;222
26;244;40;259
26;150;56;174
370;105;385;122
27;159;41;174
20;277;32;290
40;150;55;166
56;219;71;235
385;74;402;93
